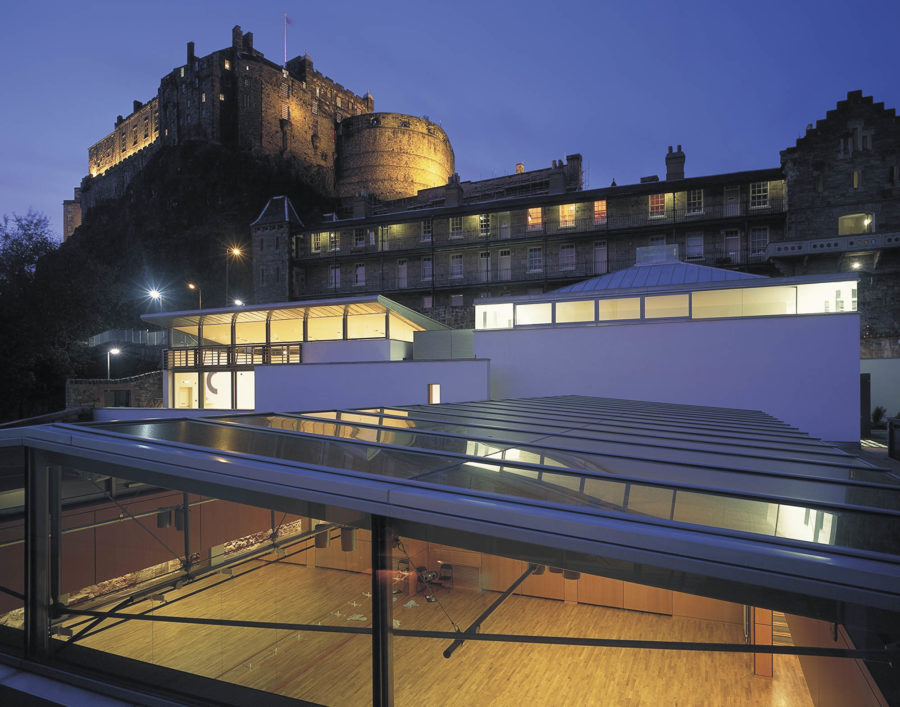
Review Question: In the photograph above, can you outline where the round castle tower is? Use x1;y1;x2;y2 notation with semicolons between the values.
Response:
336;113;455;201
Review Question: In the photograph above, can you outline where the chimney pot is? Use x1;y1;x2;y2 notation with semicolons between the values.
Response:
668;146;673;153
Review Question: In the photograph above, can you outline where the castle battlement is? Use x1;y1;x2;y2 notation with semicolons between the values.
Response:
77;25;448;220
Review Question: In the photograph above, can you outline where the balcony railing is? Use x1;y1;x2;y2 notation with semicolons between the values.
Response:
164;343;302;369
296;247;769;296
298;199;786;259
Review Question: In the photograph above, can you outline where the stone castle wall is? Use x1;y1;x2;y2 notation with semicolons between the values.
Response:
89;98;160;177
336;113;455;201
81;27;438;216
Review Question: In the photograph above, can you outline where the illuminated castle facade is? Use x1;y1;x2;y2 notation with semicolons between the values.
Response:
77;26;454;216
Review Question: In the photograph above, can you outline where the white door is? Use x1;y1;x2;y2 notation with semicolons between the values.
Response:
499;213;510;239
499;249;511;280
593;240;608;275
397;259;407;288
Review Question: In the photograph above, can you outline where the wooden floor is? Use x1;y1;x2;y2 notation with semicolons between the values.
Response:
69;554;813;706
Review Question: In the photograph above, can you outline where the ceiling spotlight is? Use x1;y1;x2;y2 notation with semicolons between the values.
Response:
851;262;861;270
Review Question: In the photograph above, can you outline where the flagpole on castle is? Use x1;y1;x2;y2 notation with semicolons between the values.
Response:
283;13;287;67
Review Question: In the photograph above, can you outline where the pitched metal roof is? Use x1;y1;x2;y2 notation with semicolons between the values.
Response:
554;262;765;294
4;396;898;615
250;195;304;227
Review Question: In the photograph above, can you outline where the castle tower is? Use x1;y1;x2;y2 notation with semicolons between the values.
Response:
250;196;304;304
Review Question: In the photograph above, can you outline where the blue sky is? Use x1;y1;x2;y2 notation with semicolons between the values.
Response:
2;0;897;239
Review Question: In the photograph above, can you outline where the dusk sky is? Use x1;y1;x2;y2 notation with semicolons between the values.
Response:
2;0;898;240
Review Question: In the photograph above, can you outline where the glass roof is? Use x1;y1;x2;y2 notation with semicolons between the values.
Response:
87;396;900;558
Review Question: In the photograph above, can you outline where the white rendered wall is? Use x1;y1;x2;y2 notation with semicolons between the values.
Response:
302;339;412;363
254;359;490;412
474;314;860;442
861;358;900;420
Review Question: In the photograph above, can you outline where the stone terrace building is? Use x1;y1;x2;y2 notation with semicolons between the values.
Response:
291;152;786;327
287;92;898;338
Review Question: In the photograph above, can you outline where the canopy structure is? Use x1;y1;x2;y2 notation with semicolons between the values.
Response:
8;395;898;613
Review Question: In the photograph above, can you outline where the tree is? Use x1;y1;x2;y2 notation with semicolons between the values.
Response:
0;210;57;296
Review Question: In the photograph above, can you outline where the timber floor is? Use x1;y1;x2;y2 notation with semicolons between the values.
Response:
67;554;813;706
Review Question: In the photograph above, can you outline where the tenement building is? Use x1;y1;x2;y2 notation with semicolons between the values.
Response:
283;91;898;337
71;26;454;220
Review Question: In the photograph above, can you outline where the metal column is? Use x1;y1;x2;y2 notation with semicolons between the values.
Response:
370;515;394;706
25;451;51;657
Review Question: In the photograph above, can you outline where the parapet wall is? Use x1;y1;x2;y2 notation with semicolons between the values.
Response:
336;113;454;201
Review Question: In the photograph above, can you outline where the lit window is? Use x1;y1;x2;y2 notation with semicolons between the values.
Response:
219;93;225;101
428;383;440;403
475;303;513;329
336;96;342;108
355;263;365;287
354;228;365;248
838;213;873;235
422;218;433;241
224;59;231;70
686;189;703;214
559;204;576;228
201;92;206;103
527;207;543;231
527;246;543;272
750;227;769;257
329;265;340;289
450;254;464;279
328;232;339;251
479;214;491;237
422;256;433;281
180;67;185;78
593;200;607;225
450;216;463;238
311;233;321;253
648;193;666;218
645;294;689;318
749;182;769;208
685;232;704;261
515;302;552;326
851;170;860;189
559;244;575;271
450;294;464;307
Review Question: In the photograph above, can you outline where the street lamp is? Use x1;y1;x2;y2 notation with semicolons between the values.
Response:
187;282;202;309
225;246;243;306
234;299;244;306
107;348;120;380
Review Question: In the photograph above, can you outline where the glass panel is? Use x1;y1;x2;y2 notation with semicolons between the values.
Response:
52;468;372;704
203;371;232;409
596;298;641;321
475;303;514;330
347;313;385;339
389;313;417;342
837;213;872;235
796;282;858;313
172;324;199;348
0;447;25;649
644;294;689;318
555;300;595;324
235;371;255;410
234;320;266;345
627;485;674;518
270;317;303;343
741;286;796;316
171;372;199;409
691;289;742;319
692;287;797;319
307;316;343;340
202;323;232;345
515;303;552;326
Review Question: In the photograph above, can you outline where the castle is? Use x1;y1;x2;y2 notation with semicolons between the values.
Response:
67;25;455;237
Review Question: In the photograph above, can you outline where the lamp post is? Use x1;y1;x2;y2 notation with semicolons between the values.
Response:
225;247;243;306
107;348;120;380
148;288;162;309
187;282;202;310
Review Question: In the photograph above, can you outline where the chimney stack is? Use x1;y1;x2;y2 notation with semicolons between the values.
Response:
133;100;142;114
187;41;195;66
665;144;685;180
